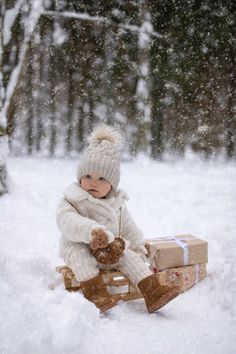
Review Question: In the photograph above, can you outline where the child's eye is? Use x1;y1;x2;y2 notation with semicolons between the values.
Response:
85;174;91;179
99;177;106;181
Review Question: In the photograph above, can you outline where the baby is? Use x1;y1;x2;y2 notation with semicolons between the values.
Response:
56;125;179;312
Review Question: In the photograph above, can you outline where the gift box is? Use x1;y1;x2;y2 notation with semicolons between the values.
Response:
146;234;208;270
156;263;206;293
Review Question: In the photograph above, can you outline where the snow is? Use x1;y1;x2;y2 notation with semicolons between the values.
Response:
3;0;25;45
53;22;68;45
0;136;9;165
0;155;236;354
139;20;153;49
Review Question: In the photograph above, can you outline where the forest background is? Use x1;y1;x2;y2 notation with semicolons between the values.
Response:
0;0;236;194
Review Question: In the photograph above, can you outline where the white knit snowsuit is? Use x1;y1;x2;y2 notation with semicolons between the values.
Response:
56;182;152;284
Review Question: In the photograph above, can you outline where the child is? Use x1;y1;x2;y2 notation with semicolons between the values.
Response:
56;125;180;312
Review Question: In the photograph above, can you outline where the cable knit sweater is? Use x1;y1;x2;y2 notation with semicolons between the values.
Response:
56;182;145;261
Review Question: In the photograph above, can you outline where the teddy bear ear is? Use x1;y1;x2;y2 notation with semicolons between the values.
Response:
88;124;123;146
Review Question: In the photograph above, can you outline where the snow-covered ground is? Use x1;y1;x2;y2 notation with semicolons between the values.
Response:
0;155;235;354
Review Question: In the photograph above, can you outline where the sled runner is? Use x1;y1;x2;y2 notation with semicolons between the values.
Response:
56;266;142;301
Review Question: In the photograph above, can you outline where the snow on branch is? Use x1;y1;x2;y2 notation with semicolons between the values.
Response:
43;10;165;40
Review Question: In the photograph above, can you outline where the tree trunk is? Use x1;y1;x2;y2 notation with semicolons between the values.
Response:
134;0;151;153
150;104;164;159
150;39;164;160
225;48;236;159
88;93;95;132
48;22;56;156
104;29;115;125
77;101;85;152
26;41;34;154
35;30;44;152
65;68;74;154
0;0;8;195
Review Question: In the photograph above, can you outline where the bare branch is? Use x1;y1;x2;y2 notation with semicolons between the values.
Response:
43;10;166;40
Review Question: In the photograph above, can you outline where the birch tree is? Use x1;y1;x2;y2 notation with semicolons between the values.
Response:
0;0;43;195
134;0;152;152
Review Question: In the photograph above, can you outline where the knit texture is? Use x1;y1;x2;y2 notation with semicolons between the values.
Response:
77;125;122;190
63;242;152;284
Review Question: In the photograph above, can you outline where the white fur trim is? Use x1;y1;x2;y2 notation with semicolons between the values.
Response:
105;230;115;244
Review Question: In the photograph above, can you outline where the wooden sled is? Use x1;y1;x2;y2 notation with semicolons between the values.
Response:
56;265;143;301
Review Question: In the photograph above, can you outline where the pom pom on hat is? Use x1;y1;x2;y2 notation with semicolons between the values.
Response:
77;124;122;190
88;124;123;146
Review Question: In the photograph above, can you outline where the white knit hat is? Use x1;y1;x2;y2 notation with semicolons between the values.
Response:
77;124;122;190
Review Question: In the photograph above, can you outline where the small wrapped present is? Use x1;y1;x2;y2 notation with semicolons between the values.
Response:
146;234;208;270
156;263;207;293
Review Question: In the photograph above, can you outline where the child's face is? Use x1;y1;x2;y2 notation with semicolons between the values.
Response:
80;173;112;198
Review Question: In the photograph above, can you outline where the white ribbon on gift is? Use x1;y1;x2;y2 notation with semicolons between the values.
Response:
149;236;194;266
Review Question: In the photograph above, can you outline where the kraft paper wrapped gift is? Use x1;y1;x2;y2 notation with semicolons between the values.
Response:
156;263;207;293
146;234;208;270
